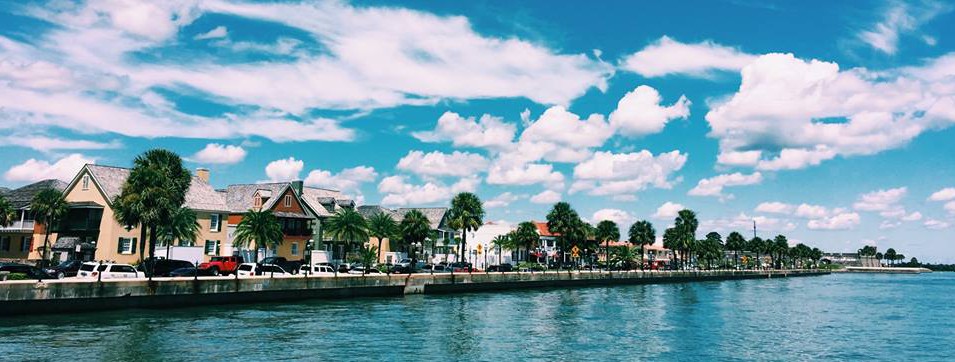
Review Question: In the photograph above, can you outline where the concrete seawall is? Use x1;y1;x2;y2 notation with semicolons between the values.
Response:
0;270;828;316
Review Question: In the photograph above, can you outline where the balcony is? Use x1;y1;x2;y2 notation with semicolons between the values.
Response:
0;220;35;232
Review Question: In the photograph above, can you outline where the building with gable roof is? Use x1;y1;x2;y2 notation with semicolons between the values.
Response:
354;205;457;264
0;179;67;261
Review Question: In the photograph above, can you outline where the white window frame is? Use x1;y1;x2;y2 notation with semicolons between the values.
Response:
284;194;292;207
210;214;221;232
119;238;134;255
204;240;220;256
82;175;90;190
291;242;299;256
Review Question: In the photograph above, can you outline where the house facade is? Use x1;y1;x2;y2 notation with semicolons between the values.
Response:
0;180;67;262
355;205;456;264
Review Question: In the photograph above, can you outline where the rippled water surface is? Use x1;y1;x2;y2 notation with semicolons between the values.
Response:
2;273;953;361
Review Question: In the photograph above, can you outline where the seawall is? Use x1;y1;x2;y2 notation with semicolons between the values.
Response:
0;270;828;316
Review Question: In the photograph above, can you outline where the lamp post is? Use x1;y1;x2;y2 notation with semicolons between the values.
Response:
410;241;422;274
305;239;313;277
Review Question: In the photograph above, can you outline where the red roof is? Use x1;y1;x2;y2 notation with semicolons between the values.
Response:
534;221;558;237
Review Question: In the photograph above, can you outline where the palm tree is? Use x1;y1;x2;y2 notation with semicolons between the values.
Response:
725;231;745;269
674;209;699;269
31;188;69;267
595;220;620;270
810;247;823;268
546;202;584;265
884;248;897;267
112;193;149;263
324;209;369;263
400;210;431;270
0;194;15;227
662;227;680;269
611;246;640;270
357;245;378;275
512;221;539;263
773;235;789;269
491;234;512;266
703;232;723;269
367;211;397;264
448;192;484;265
124;149;192;265
748;237;764;269
233;209;283;264
628;220;655;270
156;207;201;258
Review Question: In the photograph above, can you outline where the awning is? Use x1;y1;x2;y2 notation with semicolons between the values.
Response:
52;236;96;251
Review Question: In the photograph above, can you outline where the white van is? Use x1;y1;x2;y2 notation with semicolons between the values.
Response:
236;263;288;277
77;263;143;279
299;264;337;276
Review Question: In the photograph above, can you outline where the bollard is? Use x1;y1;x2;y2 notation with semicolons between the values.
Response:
194;261;199;281
97;261;103;283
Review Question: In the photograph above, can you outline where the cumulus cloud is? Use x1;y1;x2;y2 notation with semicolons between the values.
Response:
618;36;756;78
304;166;378;196
190;143;247;164
529;190;561;204
924;218;951;230
571;150;687;198
592;208;633;227
486;162;564;189
518;106;614;163
396;150;488;177
807;211;861;230
4;153;92;182
412;112;516;151
484;192;521;208
707;52;955;170
378;175;478;206
702;213;795;233
0;135;121;152
755;202;794;214
929;187;955;201
608;85;691;136
652;202;685;220
265;157;304;182
853;187;907;212
687;172;762;200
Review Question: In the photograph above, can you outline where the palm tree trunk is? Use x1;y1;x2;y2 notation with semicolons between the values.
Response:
148;227;157;279
640;245;645;271
459;229;468;266
42;228;51;268
376;237;383;264
138;225;147;264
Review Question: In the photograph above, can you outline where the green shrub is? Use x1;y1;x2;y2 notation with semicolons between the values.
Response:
6;273;28;280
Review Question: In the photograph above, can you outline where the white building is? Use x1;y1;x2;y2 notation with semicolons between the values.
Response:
462;221;515;269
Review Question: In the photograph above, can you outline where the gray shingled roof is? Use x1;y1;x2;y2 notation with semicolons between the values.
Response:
300;186;347;217
85;165;228;212
224;182;289;213
355;205;397;219
2;179;68;209
358;205;449;230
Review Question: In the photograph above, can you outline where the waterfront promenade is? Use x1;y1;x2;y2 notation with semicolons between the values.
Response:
0;269;827;316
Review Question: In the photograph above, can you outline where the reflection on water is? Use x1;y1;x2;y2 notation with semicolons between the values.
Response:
2;273;954;361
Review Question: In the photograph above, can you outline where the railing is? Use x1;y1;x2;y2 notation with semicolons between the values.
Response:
0;220;35;231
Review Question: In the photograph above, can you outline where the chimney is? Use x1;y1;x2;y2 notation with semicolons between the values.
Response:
291;180;304;195
196;168;210;183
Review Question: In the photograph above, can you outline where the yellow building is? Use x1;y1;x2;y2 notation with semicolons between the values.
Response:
0;180;67;262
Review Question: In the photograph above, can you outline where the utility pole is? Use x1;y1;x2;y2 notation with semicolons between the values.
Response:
753;220;757;239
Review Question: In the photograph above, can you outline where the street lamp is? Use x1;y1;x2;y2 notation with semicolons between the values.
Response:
410;241;422;274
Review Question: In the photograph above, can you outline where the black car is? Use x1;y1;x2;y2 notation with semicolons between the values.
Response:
0;263;56;280
138;258;195;277
258;257;302;275
168;267;216;277
487;263;514;272
45;260;84;279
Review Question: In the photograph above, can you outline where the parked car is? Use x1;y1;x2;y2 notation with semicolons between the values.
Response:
77;263;143;279
300;264;337;276
448;262;474;272
45;260;84;279
347;266;382;275
258;257;302;275
138;258;195;277
237;263;289;277
486;264;514;272
419;264;450;273
168;267;217;277
0;263;57;280
198;256;244;276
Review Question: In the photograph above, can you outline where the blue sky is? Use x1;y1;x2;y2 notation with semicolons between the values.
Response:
1;0;954;261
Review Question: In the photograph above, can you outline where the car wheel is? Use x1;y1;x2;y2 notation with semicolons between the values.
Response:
210;267;220;276
57;272;65;279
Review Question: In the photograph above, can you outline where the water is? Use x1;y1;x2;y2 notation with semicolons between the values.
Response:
2;273;953;361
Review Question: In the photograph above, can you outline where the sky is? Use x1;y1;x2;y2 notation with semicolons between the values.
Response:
1;0;954;261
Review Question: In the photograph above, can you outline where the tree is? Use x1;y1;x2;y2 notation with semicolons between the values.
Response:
31;188;69;267
491;234;512;266
400;210;431;270
512;221;540;263
725;231;746;269
703;232;723;269
546;202;584;265
810;248;823;268
773;235;789;269
748;237;764;269
448;192;485;266
662;227;680;269
595;220;620;270
0;194;15;227
674;209;699;269
324;209;369;262
367;211;397;264
232;209;283;264
156;207;200;255
875;252;884;266
358;245;378;275
611;246;640;270
123;149;192;268
884;248;897;267
628;220;655;270
112;193;149;263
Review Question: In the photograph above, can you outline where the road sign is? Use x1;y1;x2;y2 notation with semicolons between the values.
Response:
571;245;580;258
477;244;483;254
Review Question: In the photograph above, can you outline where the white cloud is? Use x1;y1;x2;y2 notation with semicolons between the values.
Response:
304;166;378;195
396;150;488;177
519;106;614;163
707;52;955;170
4;153;92;182
687;172;762;200
652;201;685;220
879;220;901;229
529;190;561;204
0;135;121;152
265;157;304;182
807;211;861;230
901;211;923;221
412;112;516;151
484;192;521;208
194;25;228;40
945;201;955;214
858;2;951;55
853;187;907;211
378;175;478;206
486;162;564;189
608;85;691;136
618;36;757;78
795;204;831;219
702;212;795;233
592;208;633;228
928;187;955;201
924;219;951;230
190;143;246;164
755;202;794;214
571;150;687;198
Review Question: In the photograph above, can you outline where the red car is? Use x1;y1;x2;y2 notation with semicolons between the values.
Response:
198;256;244;276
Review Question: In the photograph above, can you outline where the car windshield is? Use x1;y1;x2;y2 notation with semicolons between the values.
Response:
57;261;74;268
97;265;109;271
79;264;95;271
211;257;225;261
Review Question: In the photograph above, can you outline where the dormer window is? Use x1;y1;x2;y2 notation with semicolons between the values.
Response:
254;196;262;208
284;195;292;207
82;175;90;190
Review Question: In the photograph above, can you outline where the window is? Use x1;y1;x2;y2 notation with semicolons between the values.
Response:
179;239;195;247
20;236;31;252
291;242;299;256
204;240;220;256
254;196;262;208
210;214;221;232
117;237;135;254
0;236;9;251
284;194;292;207
82;175;90;190
114;265;135;273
